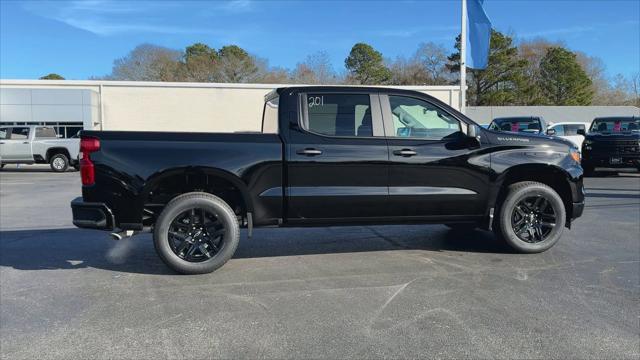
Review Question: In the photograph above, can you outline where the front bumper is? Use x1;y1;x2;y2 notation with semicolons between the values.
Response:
571;201;585;220
582;153;640;169
71;197;114;230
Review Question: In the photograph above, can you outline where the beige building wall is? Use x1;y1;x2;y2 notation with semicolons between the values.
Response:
0;80;462;132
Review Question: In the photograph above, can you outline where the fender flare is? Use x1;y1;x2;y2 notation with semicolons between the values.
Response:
487;163;575;216
137;166;255;217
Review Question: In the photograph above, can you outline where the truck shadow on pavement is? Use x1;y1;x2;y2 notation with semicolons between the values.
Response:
0;226;509;275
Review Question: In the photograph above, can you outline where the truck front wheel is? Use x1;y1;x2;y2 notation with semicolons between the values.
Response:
494;181;566;253
153;192;240;275
50;153;69;172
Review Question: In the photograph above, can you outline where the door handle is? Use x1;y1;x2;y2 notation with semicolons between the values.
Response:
393;149;417;157
22;142;29;144
0;142;4;144
296;148;323;156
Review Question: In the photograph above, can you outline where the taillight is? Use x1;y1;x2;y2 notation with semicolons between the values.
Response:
80;137;100;186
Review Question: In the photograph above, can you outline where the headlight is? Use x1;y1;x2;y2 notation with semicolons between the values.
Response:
570;148;581;163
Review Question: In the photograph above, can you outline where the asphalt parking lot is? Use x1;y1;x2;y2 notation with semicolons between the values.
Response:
1;165;638;359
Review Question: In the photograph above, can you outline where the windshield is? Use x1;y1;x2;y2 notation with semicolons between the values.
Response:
488;118;542;134
589;118;639;133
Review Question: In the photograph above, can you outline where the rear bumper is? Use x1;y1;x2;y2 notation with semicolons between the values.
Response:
71;197;114;230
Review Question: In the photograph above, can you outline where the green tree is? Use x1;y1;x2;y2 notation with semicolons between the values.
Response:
39;73;65;80
538;47;593;105
185;43;217;61
448;30;530;105
183;43;218;82
216;45;259;83
344;43;391;85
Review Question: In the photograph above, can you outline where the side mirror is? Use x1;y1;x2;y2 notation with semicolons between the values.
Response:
577;128;586;136
546;128;556;136
467;124;480;138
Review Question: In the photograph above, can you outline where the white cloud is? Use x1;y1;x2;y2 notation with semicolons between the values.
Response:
21;0;253;36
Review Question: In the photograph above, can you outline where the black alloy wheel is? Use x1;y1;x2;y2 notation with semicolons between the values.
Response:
168;208;226;262
511;195;557;243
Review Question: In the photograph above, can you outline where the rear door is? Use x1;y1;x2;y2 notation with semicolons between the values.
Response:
0;127;32;161
285;91;389;221
382;94;488;217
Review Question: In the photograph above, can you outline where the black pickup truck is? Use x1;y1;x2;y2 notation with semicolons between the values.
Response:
580;116;640;174
71;86;585;274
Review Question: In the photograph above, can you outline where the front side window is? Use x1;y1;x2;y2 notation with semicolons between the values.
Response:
550;125;565;136
10;127;29;140
389;96;461;140
304;94;372;137
564;124;584;135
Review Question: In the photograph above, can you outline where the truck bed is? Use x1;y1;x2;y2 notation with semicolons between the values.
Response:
80;130;284;227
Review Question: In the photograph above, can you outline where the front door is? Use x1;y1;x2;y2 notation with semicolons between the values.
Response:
285;92;389;222
381;94;489;218
0;127;32;161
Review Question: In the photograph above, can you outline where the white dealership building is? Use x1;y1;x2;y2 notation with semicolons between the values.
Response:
0;79;638;136
0;80;463;135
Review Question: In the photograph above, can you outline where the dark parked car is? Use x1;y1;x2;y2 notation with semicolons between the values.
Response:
580;116;640;174
71;86;584;274
488;116;548;135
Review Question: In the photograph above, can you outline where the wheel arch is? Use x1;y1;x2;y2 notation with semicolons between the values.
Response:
491;164;575;226
45;147;71;162
138;166;254;226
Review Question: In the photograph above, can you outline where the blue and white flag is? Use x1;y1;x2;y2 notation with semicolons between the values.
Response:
466;0;492;69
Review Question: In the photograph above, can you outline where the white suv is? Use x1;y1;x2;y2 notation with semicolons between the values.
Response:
546;122;587;150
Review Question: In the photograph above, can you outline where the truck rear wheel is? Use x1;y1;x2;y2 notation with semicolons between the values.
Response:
494;181;566;253
153;192;240;275
50;153;69;172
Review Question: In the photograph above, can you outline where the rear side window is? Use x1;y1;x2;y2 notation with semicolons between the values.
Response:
35;127;58;138
564;124;585;135
11;127;29;140
0;128;8;140
303;94;372;137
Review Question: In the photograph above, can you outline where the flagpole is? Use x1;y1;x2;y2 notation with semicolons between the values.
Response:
460;0;467;114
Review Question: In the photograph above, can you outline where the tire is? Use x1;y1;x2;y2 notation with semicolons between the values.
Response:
49;153;69;172
494;181;566;253
73;163;80;171
153;192;240;275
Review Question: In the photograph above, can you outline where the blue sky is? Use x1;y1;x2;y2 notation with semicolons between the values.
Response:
1;0;638;80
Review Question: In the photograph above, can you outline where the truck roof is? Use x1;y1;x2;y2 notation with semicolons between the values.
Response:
274;85;440;98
